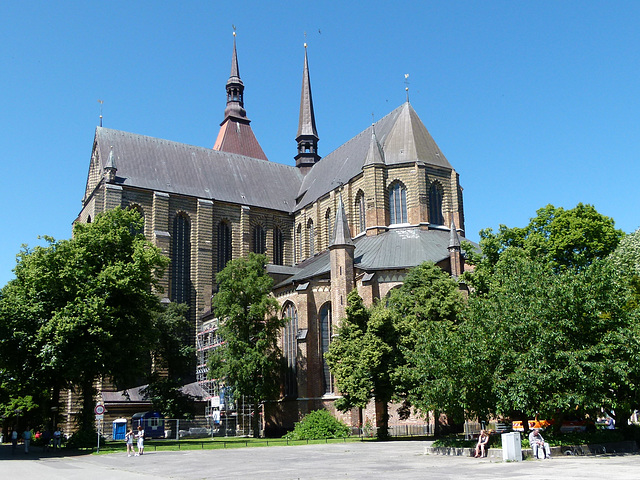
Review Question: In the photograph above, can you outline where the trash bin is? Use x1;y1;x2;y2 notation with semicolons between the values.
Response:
502;432;522;462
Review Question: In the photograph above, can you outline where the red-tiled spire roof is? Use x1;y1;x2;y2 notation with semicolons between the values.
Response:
213;32;268;161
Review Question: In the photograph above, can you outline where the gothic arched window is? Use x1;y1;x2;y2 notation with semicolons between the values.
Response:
356;191;366;235
273;226;284;266
325;208;332;248
171;213;191;305
296;224;302;263
429;182;445;225
389;181;407;225
217;220;232;272
307;219;315;256
282;302;298;398
319;303;334;394
252;224;266;255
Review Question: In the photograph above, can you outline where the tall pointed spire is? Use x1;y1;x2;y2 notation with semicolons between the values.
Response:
224;31;246;120
331;194;353;246
213;30;268;161
448;217;463;278
448;218;461;249
363;124;385;167
295;43;320;171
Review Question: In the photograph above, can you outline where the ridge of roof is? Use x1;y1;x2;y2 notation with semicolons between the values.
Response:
94;127;301;212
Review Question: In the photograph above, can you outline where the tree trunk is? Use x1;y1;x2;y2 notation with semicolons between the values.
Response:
515;411;529;436
79;378;96;433
51;385;61;429
376;399;390;440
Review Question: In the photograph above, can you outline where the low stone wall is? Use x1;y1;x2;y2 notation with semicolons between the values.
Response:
425;441;637;460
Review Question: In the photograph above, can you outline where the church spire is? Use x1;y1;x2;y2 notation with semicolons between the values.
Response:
213;30;268;161
224;31;246;120
295;43;320;171
331;194;353;247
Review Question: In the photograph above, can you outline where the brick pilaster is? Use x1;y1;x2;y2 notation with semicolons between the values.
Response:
195;199;214;329
152;191;171;299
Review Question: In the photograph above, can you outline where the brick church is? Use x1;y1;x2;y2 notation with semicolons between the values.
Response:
77;35;471;434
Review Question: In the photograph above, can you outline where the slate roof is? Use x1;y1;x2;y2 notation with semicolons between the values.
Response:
94;127;302;212
101;382;208;404
275;226;476;286
295;102;452;209
91;102;451;215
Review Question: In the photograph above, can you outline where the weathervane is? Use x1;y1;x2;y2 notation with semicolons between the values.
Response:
404;74;410;102
98;99;103;127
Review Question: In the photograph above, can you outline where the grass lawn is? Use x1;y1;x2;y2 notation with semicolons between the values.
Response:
92;436;370;455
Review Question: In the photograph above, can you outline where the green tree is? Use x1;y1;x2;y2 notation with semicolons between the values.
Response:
0;208;169;435
467;204;624;293
150;302;195;380
142;302;196;419
207;253;284;438
461;249;640;431
325;291;398;439
388;262;466;432
610;228;640;310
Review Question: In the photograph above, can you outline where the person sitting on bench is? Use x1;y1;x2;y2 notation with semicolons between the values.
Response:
529;428;551;459
474;429;490;458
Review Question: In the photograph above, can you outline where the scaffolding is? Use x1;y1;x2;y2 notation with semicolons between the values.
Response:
196;318;255;436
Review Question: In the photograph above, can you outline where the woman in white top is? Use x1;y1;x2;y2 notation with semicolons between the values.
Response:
125;429;135;457
136;425;145;455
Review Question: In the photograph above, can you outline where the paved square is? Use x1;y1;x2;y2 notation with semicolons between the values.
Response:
1;441;639;479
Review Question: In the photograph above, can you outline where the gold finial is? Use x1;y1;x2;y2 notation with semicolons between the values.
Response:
232;24;236;36
304;31;307;48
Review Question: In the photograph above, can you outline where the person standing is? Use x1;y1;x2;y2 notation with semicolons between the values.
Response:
125;428;135;457
53;426;62;449
136;425;145;456
23;427;32;454
11;428;18;454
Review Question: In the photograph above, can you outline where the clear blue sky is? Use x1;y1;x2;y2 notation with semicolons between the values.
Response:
1;1;638;287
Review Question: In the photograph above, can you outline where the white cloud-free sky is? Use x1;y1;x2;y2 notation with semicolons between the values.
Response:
1;1;638;286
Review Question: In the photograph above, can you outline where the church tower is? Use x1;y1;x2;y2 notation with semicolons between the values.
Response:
295;44;320;172
329;195;355;323
213;32;268;160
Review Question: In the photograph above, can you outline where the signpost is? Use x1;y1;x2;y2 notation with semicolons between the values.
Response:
95;404;105;453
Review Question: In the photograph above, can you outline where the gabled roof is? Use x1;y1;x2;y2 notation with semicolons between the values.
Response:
276;226;476;286
92;127;302;212
295;102;452;210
